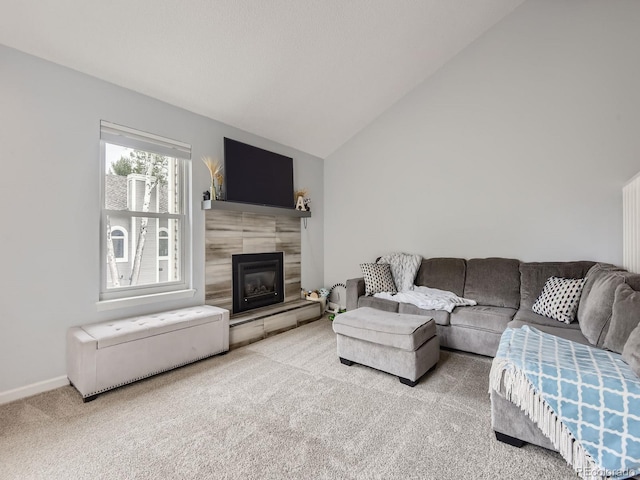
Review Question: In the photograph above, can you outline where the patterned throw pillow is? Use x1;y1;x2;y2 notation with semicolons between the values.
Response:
532;276;587;324
360;263;397;296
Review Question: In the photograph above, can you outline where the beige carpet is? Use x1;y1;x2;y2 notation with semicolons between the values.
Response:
0;318;576;479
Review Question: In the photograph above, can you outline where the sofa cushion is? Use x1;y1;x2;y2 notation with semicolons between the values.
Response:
398;302;450;326
449;305;516;334
531;276;586;324
507;320;590;346
622;323;640;377
414;258;466;297
519;261;594;311
625;274;640;291
577;264;628;347
513;309;581;330
358;295;399;312
604;283;640;354
463;258;520;308
332;307;436;352
578;263;624;305
360;263;397;296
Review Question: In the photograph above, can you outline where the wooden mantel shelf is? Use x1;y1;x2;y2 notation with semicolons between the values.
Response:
202;200;311;217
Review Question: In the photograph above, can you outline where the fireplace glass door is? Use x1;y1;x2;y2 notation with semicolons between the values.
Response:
232;252;284;313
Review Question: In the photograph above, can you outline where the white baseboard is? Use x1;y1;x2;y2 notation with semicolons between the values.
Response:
0;376;69;405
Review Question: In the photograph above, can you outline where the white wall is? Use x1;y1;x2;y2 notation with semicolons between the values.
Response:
324;0;640;287
0;45;324;395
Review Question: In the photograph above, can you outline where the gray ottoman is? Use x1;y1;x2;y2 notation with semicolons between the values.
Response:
332;307;439;386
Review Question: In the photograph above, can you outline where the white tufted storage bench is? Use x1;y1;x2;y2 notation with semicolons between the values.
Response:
67;305;229;401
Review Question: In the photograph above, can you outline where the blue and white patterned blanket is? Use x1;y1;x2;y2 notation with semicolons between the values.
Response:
491;326;640;480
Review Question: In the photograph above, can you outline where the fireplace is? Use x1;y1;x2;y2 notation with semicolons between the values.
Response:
232;252;284;314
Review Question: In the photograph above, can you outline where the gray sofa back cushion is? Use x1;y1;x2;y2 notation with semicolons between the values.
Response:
625;274;640;291
463;258;520;308
603;283;640;354
577;263;627;347
414;258;466;297
622;323;640;378
578;263;624;307
519;261;595;311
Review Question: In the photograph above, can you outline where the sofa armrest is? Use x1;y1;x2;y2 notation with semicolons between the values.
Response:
346;277;365;311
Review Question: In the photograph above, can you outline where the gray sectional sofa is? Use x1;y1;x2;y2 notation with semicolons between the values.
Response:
346;257;640;451
347;257;601;357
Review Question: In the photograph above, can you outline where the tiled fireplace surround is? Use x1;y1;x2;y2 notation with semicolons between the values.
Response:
205;209;321;347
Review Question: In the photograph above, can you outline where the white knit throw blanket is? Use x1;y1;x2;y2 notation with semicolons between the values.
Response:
374;286;476;313
377;252;422;292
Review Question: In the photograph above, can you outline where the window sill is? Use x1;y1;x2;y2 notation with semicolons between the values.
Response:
96;289;197;312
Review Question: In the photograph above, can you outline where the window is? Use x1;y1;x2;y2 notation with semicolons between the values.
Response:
158;228;169;259
100;121;191;302
110;227;128;261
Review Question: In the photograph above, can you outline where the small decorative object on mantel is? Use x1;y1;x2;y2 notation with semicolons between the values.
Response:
202;156;224;201
202;190;212;209
294;188;309;211
214;172;224;200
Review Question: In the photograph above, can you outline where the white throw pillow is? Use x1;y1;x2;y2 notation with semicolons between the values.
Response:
360;263;397;296
532;276;586;324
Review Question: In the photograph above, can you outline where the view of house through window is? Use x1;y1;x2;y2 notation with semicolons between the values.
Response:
158;228;169;259
100;121;191;301
110;227;127;261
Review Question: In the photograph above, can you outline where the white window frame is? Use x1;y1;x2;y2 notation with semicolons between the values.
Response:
98;121;193;305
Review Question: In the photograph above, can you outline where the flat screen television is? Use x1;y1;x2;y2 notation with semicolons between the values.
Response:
224;137;294;209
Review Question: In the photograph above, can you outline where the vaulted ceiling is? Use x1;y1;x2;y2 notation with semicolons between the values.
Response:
0;0;524;157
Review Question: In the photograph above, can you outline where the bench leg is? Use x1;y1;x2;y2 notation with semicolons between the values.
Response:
399;377;418;387
339;357;354;366
83;394;99;403
495;431;526;448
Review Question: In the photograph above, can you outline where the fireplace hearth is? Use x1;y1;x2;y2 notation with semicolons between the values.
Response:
232;252;284;314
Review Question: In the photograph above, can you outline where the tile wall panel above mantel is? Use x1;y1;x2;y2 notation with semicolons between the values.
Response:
205;210;301;313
